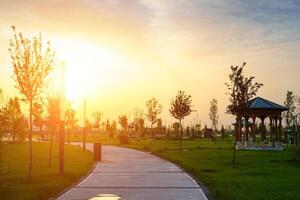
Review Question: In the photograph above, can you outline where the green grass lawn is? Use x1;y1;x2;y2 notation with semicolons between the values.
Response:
123;139;300;200
0;142;93;200
68;134;300;200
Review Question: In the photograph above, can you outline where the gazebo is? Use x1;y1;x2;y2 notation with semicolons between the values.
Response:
234;97;288;147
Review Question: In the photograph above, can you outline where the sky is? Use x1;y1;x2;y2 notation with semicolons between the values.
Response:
0;0;300;127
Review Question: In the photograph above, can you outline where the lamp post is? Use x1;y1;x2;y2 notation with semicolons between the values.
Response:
59;62;66;175
83;97;87;151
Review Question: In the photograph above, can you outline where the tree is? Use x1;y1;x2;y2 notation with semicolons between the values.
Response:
146;98;162;137
47;96;60;167
225;63;263;115
9;26;54;178
4;97;25;143
110;120;117;138
118;114;128;131
133;107;144;137
173;122;180;137
209;98;219;140
33;101;44;140
105;119;111;133
284;91;296;128
92;111;103;133
169;90;193;153
65;105;77;145
225;62;263;167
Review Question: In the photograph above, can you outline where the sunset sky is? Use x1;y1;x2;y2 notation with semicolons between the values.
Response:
0;0;299;127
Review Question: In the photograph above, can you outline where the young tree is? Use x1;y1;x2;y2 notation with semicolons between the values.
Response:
225;63;263;115
4;97;25;143
47;96;60;167
33;101;44;140
225;62;263;167
9;26;54;178
118;114;128;131
110;120;117;138
169;90;193;153
284;91;296;128
65;106;77;145
146;98;162;137
92;111;103;133
105;119;111;133
209;98;219;140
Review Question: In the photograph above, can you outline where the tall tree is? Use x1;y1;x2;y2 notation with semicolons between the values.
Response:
225;62;263;167
65;105;77;145
92;111;103;133
9;26;54;178
146;98;162;137
118;114;128;131
284;91;296;128
169;90;193;153
225;63;263;115
209;98;219;139
110;120;117;138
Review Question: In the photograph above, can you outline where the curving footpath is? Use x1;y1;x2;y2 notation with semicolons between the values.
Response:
57;144;208;200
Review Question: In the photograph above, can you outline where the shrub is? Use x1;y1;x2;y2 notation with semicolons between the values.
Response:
119;134;129;145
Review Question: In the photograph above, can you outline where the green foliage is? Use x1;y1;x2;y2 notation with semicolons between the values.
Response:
169;90;193;121
65;105;77;130
146;98;163;127
92;111;103;131
118;114;128;130
209;98;219;131
1;97;26;143
284;90;296;127
8;26;54;103
225;62;263;114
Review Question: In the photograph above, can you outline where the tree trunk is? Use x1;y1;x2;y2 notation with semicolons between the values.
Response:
28;101;33;179
233;116;239;168
40;126;44;141
49;127;53;167
67;128;70;145
12;127;16;144
179;119;183;154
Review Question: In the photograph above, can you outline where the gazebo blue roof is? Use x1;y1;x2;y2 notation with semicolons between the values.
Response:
246;97;288;111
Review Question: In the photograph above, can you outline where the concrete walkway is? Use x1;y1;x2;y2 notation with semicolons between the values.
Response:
57;144;208;200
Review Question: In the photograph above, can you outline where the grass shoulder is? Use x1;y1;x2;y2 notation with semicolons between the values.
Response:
0;142;93;200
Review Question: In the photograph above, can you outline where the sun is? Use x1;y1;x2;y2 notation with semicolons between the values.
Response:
53;39;130;101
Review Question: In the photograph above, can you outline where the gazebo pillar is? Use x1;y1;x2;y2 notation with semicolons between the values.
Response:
245;116;249;145
278;117;283;143
260;117;266;143
252;116;256;143
269;117;275;147
274;116;278;144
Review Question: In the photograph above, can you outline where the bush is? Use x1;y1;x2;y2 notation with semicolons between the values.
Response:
119;134;129;145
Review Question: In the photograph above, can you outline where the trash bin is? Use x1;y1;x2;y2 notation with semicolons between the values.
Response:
89;194;121;200
94;143;101;161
